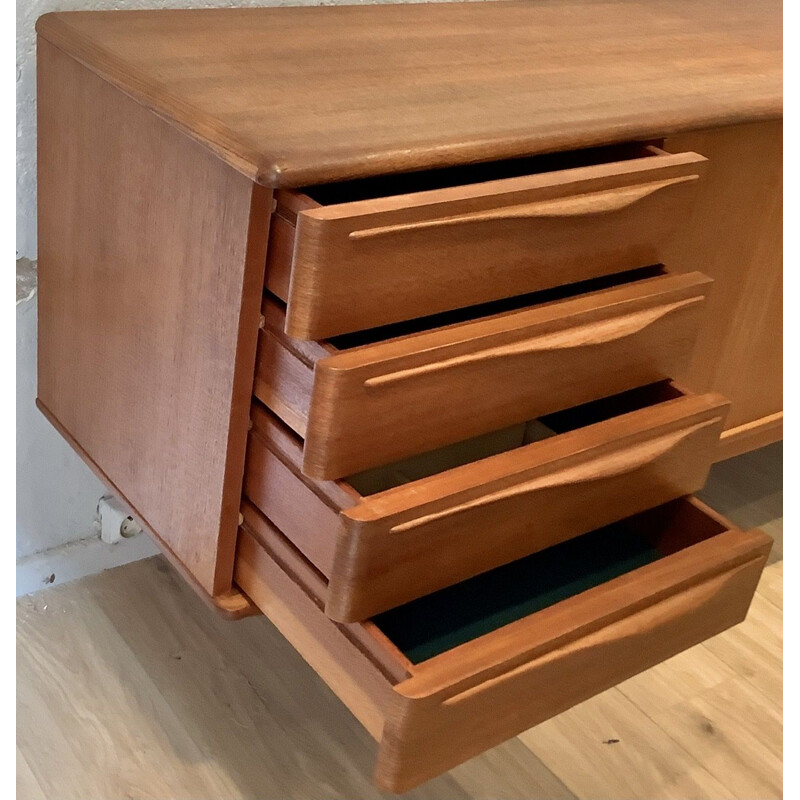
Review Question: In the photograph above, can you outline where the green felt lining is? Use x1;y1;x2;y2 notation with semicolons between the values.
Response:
373;522;661;664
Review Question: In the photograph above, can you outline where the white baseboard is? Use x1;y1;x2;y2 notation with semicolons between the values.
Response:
16;532;159;597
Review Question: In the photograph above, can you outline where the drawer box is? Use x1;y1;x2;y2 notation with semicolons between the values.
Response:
234;499;772;793
245;381;730;621
256;269;713;479
266;144;707;339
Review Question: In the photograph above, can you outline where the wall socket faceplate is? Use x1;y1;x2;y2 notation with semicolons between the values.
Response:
97;495;143;544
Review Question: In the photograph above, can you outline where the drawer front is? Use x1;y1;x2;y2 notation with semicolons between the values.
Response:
302;272;712;479
234;500;772;794
272;150;707;339
330;392;729;621
246;390;730;622
377;531;769;791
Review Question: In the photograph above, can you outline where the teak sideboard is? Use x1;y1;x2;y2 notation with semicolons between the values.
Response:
35;1;781;791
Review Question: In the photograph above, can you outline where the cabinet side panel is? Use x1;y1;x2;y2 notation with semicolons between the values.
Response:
663;121;782;444
36;39;269;596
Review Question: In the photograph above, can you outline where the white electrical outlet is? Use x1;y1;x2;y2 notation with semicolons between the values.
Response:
97;495;143;544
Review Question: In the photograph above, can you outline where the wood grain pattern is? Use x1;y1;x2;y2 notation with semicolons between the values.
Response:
347;176;699;237
17;573;252;800
233;496;772;793
31;5;782;790
245;390;730;622
334;403;729;622
647;675;782;799
273;149;707;338
16;557;783;800
519;679;740;799
36;39;271;598
698;442;783;568
253;328;315;438
35;1;780;187
257;272;713;479
663;121;783;445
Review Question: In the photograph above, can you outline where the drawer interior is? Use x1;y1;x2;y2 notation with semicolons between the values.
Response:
288;143;663;208
347;380;685;497
326;265;666;351
372;498;738;664
262;263;671;372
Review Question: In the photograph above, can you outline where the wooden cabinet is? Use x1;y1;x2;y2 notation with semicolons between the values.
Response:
35;1;781;792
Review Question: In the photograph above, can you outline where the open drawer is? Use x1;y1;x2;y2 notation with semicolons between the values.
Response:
235;499;772;793
256;268;713;479
265;143;707;339
245;381;730;621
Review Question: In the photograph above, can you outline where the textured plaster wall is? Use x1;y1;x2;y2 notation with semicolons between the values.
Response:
16;272;108;559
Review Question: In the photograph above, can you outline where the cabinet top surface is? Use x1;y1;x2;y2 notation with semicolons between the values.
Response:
37;0;781;187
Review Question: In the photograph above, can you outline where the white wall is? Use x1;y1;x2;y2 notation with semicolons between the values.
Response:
17;0;460;589
16;284;106;558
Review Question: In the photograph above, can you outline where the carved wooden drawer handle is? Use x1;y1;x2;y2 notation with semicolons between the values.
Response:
389;418;722;534
349;175;699;240
364;296;702;390
439;559;749;706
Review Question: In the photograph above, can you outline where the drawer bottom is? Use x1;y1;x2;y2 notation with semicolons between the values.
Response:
234;498;771;792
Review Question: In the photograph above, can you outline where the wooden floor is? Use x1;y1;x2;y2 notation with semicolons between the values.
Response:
17;444;782;800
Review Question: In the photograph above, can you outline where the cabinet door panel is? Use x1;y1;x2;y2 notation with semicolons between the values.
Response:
663;121;782;458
